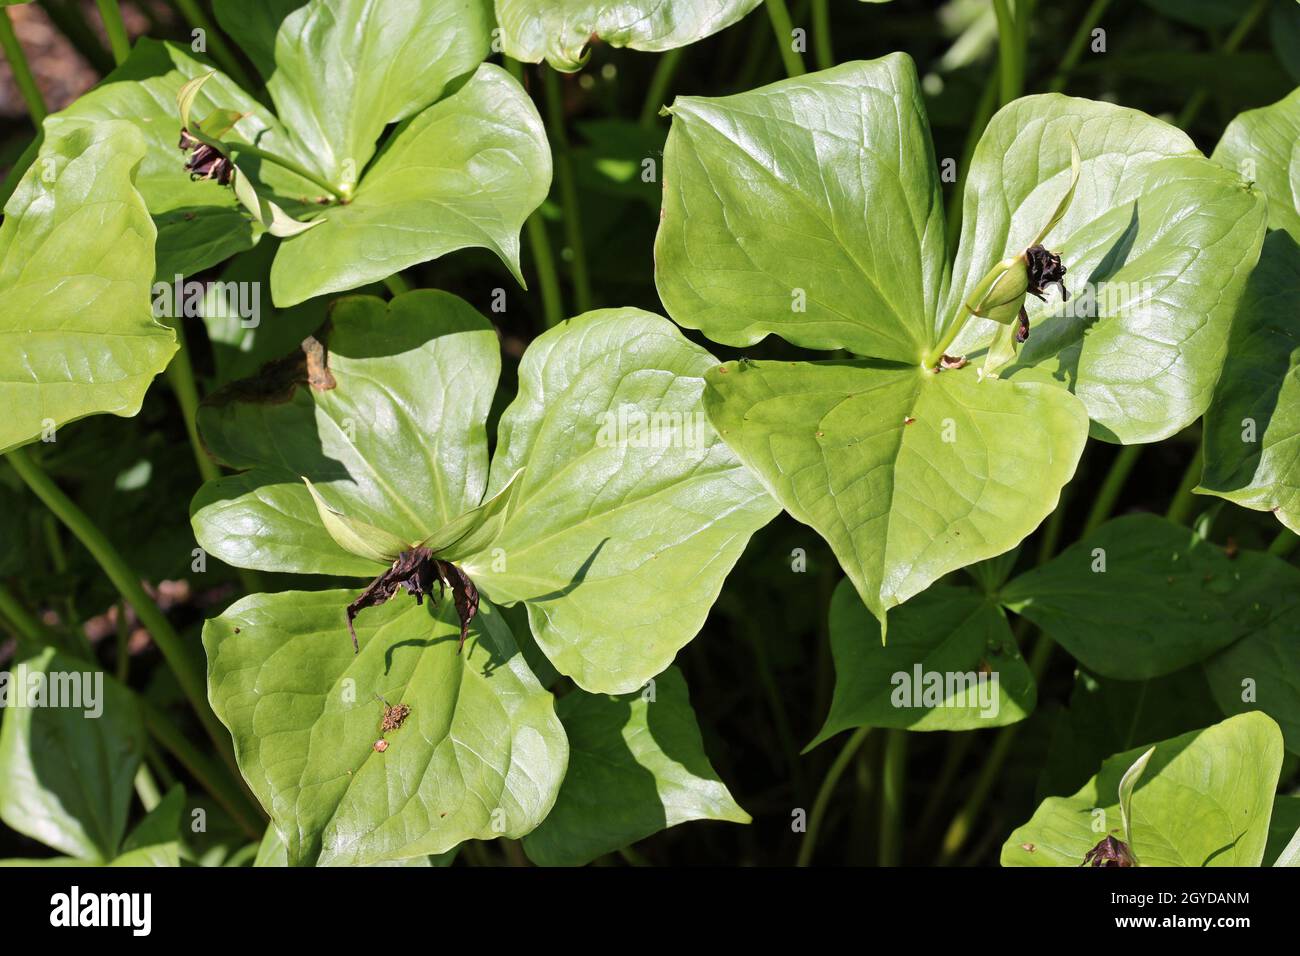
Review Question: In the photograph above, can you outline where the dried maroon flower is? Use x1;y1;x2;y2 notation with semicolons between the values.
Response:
1025;244;1068;302
346;548;479;655
178;127;233;186
1081;835;1136;867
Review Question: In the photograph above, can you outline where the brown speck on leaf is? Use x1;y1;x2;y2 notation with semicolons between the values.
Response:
816;431;824;437
376;696;411;733
233;627;241;634
938;354;968;371
373;739;389;753
1021;843;1036;853
347;548;479;655
718;366;729;374
1225;536;1239;559
904;416;916;425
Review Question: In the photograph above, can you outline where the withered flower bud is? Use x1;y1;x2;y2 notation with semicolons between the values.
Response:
1081;835;1136;867
178;128;233;186
346;548;480;655
1025;244;1068;302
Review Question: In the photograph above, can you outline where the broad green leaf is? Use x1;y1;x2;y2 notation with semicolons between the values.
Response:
0;121;177;456
810;581;1034;746
1212;87;1300;241
1003;712;1284;867
522;666;747;866
466;309;780;694
0;647;145;861
1204;606;1300;754
946;94;1266;444
655;57;947;364
703;358;1087;629
269;64;550;306
191;291;499;576
1002;514;1290;680
497;0;761;71
1197;231;1300;532
219;0;493;192
111;786;185;867
205;593;567;866
42;40;315;277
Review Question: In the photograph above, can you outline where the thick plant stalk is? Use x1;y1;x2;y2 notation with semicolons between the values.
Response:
1164;442;1204;526
878;730;907;866
796;726;869;865
543;68;593;314
5;447;233;765
506;58;564;328
991;0;1020;106
1082;444;1142;535
764;0;806;78
0;8;46;127
94;0;131;65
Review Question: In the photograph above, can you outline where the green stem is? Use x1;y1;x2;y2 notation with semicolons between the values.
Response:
765;0;806;78
1164;441;1204;526
94;0;131;66
5;447;233;766
991;0;1020;106
225;144;343;201
172;0;259;93
1047;0;1113;93
811;0;833;72
134;765;162;812
1082;444;1142;536
159;317;221;486
505;58;565;328
0;582;45;646
382;273;411;297
639;48;684;126
878;730;907;866
543;68;593;314
796;726;869;866
925;256;1018;367
1269;528;1299;558
0;9;46;126
917;733;975;835
1176;0;1268;130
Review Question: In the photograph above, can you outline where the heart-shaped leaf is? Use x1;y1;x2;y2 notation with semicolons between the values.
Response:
0;120;177;456
497;0;761;71
0;647;145;861
522;666;747;866
1001;514;1292;680
205;592;567;866
191;291;500;576
1003;712;1283;867
464;308;780;693
703;358;1087;628
655;57;948;364
945;94;1266;443
810;581;1035;747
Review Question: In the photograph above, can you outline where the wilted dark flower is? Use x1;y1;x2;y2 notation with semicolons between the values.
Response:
346;548;479;655
178;128;233;186
1082;835;1136;867
1025;243;1068;302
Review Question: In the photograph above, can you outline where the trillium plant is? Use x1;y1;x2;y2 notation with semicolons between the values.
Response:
0;0;1298;882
